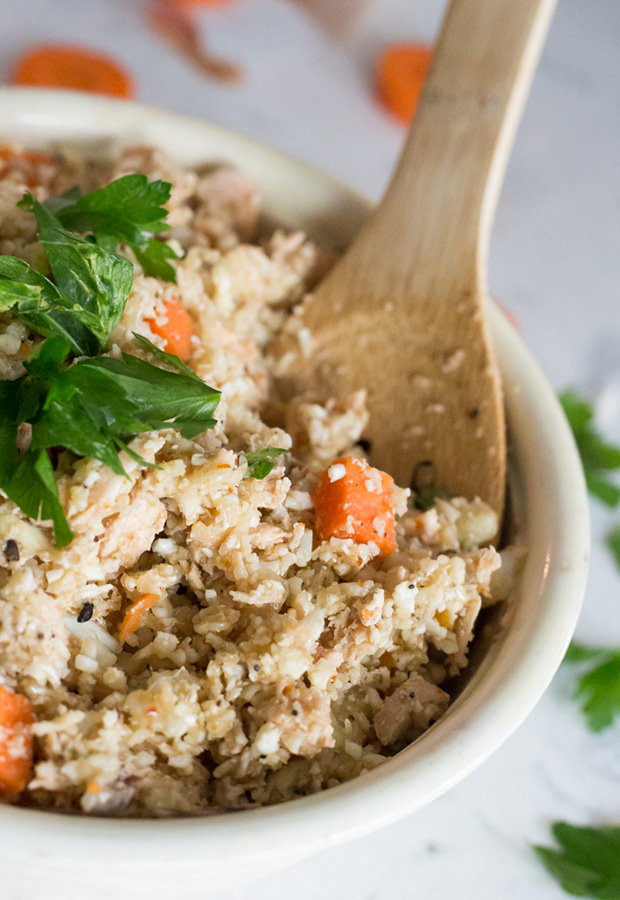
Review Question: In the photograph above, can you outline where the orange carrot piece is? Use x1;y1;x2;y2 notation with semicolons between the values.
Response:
119;593;160;644
0;685;35;795
375;42;432;123
0;147;54;189
169;0;237;5
11;45;133;98
145;297;194;362
0;147;53;166
313;456;397;557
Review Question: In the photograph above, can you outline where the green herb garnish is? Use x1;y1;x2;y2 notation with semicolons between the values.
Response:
560;390;620;507
243;448;287;479
414;484;452;511
36;172;178;281
564;641;620;732
534;822;620;898
606;524;620;573
0;177;220;547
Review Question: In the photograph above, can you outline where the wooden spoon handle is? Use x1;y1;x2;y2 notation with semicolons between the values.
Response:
364;0;556;293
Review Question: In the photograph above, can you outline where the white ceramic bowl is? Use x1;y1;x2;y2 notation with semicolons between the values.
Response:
0;88;589;900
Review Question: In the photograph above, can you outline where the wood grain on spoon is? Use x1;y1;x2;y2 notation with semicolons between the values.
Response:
272;0;556;521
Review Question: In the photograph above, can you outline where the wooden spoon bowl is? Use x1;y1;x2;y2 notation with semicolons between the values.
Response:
272;0;557;521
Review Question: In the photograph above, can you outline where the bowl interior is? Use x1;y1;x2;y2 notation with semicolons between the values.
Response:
0;88;589;873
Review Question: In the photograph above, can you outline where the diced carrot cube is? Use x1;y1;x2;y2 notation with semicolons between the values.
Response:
0;684;35;795
145;297;194;362
313;456;397;557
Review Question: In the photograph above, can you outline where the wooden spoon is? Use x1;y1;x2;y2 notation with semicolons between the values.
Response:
273;0;556;519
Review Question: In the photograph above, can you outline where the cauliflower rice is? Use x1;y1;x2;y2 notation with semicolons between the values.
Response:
0;145;518;816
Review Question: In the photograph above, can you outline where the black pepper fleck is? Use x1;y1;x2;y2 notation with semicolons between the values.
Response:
467;408;480;419
37;632;44;640
253;664;260;672
3;539;19;562
409;691;416;699
77;602;94;623
292;709;299;716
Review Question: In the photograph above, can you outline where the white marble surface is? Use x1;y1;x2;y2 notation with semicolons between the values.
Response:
1;0;619;897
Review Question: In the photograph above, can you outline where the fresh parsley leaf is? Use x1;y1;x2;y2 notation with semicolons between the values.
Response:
132;238;178;283
49;174;172;236
585;473;620;508
0;380;21;480
414;484;452;511
564;642;603;664
132;332;201;381
3;341;220;546
0;255;100;354
0;378;73;547
30;347;220;467
30;375;129;476
606;525;620;573
564;642;620;732
4;449;74;548
243;448;287;479
70;353;220;439
20;194;133;347
534;821;620;899
559;392;593;434
40;185;82;214
560;390;620;508
42;174;178;282
0;175;217;548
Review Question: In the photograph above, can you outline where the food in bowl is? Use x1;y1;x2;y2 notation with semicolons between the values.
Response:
0;144;518;815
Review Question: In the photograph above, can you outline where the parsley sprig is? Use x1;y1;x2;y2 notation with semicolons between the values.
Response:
606;524;620;573
563;642;620;733
38;173;178;282
0;173;178;354
560;390;620;508
243;448;287;479
0;175;220;547
534;822;620;899
2;334;220;549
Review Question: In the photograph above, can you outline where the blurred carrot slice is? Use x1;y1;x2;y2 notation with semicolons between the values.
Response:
11;45;133;98
375;42;432;123
169;0;237;5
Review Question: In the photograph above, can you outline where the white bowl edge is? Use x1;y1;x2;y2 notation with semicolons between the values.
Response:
0;89;590;899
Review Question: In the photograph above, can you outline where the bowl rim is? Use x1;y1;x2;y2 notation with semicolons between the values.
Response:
0;88;589;868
